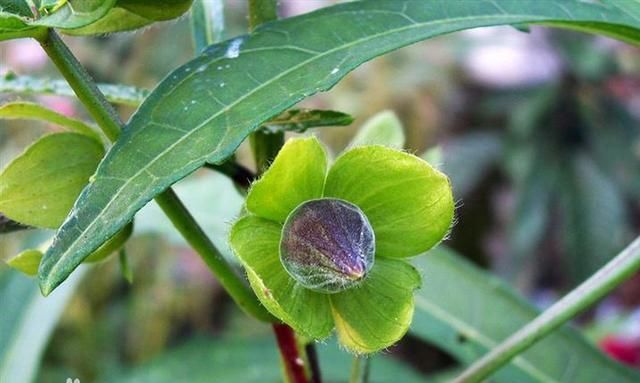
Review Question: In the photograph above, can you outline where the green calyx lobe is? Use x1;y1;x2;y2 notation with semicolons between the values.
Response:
280;198;375;294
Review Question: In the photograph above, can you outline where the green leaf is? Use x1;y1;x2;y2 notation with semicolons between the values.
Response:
117;0;192;21
330;257;420;354
61;6;152;35
0;74;150;107
410;247;640;383
0;101;101;142
39;0;640;295
246;137;327;223
0;0;33;17
229;215;334;339
84;221;133;262
7;249;43;276
0;267;86;383
560;154;629;282
0;0;121;40
349;110;405;148
31;0;116;29
63;0;193;35
0;133;104;229
0;10;40;41
262;108;354;134
325;146;454;259
114;336;428;383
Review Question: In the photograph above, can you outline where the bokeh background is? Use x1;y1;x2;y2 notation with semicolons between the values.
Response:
1;1;639;382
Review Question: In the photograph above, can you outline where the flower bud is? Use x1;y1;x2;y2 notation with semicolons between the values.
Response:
280;198;375;293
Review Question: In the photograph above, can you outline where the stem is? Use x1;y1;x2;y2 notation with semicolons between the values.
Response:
155;189;272;321
250;131;284;175
245;4;308;383
204;161;256;190
305;343;322;383
454;235;640;383
37;30;120;141
247;0;282;175
118;248;133;284
35;28;273;322
349;355;370;383
0;213;31;234
190;0;225;53
248;0;278;30
273;324;309;383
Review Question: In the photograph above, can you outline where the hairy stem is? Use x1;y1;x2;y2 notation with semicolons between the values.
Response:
454;235;640;383
35;29;273;322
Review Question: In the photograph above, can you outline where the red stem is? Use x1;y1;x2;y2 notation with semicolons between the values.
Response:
272;324;309;383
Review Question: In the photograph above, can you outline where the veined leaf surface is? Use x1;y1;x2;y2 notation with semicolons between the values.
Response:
39;0;640;294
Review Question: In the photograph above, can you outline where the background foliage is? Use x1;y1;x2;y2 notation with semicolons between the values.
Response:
1;0;639;382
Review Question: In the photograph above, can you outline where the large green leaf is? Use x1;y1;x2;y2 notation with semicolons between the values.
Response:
112;336;428;383
39;0;640;295
0;267;85;383
410;247;640;383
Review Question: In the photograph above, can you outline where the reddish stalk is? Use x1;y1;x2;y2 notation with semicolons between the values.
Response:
272;324;309;383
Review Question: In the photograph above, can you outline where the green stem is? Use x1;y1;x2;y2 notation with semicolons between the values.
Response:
349;355;370;383
204;161;255;190
37;30;120;142
35;28;273;322
190;0;225;53
248;0;278;30
247;0;282;174
250;131;284;175
453;235;640;383
155;189;272;321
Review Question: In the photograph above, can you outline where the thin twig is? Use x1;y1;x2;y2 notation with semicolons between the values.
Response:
453;235;640;382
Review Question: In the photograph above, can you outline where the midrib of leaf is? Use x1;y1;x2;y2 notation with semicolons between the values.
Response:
414;296;554;383
41;0;640;292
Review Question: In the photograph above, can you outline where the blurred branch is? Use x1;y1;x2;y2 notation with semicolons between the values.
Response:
454;235;640;383
349;355;370;383
0;73;149;107
204;161;255;190
0;214;31;234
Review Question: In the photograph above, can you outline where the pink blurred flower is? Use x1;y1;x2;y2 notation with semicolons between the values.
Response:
600;336;640;367
38;95;77;117
4;40;48;70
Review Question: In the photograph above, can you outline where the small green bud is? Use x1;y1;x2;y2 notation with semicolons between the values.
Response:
280;198;375;293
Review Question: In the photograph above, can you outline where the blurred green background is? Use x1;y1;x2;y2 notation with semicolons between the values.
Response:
1;1;639;382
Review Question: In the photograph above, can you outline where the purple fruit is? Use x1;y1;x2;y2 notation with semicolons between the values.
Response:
280;198;375;293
